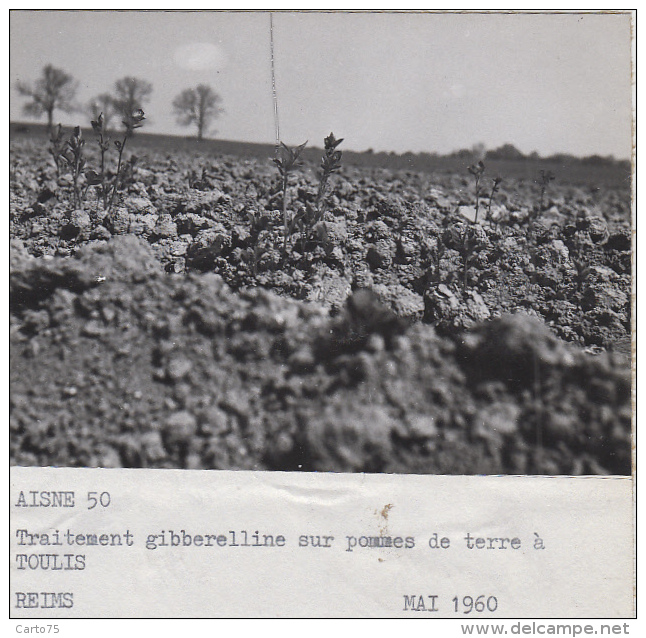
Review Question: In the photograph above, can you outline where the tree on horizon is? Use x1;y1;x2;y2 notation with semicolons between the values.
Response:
173;84;223;141
111;76;152;132
15;64;78;132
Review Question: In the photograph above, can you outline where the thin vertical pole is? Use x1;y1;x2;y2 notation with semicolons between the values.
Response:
269;12;281;154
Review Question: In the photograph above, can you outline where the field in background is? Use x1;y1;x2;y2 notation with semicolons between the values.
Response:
10;121;632;190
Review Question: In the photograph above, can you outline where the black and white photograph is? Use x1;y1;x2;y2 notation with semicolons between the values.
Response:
9;10;633;476
8;8;637;623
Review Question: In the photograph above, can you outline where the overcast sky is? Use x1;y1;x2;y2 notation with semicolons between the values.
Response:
9;10;633;159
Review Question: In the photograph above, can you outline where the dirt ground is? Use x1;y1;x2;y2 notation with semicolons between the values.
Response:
9;133;633;474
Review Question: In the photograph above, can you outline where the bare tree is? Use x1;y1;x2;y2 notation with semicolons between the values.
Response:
88;93;116;132
15;64;77;132
111;77;152;129
173;84;223;141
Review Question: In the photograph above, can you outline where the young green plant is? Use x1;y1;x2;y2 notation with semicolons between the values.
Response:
420;235;446;285
107;109;146;212
48;124;66;177
60;126;87;210
273;140;307;252
459;226;480;291
486;176;503;223
468;160;485;223
315;132;343;216
443;220;487;291
538;169;555;215
85;112;112;209
86;109;146;216
299;132;344;253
